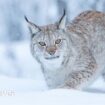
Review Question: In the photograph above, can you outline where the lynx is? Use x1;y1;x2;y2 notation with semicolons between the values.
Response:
25;10;105;90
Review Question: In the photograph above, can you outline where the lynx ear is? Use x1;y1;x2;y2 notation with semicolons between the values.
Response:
58;10;66;30
25;16;41;35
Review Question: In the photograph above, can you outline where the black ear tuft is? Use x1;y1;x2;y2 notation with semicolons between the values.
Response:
24;16;29;22
59;9;66;24
58;9;66;29
25;16;41;34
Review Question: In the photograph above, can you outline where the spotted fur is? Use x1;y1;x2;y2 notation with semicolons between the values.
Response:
26;10;105;90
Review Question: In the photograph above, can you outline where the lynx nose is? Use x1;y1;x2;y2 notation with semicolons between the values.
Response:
46;46;56;55
49;50;56;55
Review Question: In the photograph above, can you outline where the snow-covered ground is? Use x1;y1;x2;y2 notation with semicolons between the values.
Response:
0;88;105;105
0;42;105;105
0;76;105;105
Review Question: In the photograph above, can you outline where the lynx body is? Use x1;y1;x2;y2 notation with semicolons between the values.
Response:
26;10;105;89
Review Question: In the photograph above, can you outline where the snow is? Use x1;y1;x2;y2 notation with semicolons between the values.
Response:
0;42;105;105
0;89;105;105
0;76;105;105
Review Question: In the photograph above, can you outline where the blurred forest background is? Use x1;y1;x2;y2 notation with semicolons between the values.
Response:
0;0;105;42
0;0;105;78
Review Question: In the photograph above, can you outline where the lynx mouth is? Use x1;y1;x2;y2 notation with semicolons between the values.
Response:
45;56;59;60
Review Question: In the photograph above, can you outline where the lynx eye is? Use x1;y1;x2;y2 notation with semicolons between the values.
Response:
38;42;46;46
55;39;62;44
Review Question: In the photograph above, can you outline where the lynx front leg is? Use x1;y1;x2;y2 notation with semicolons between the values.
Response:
64;68;97;89
62;52;97;89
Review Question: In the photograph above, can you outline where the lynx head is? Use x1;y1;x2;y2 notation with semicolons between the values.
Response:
25;10;69;66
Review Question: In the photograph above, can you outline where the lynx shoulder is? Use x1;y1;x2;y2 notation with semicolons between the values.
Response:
25;10;105;89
